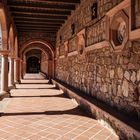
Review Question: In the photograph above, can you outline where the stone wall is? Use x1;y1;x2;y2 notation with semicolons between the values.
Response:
55;0;140;119
18;32;56;48
57;0;123;46
56;42;140;116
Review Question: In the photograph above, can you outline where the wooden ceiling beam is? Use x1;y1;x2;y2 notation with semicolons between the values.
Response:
17;26;58;30
7;0;80;5
12;13;67;20
14;17;64;23
9;5;72;11
7;1;76;10
15;21;62;26
7;0;80;35
18;29;57;33
16;23;60;28
10;7;71;15
12;11;68;17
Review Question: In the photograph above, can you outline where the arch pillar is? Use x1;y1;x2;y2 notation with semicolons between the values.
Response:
20;39;55;80
48;60;54;78
8;57;15;89
14;58;20;84
0;51;10;98
23;60;26;77
20;59;24;80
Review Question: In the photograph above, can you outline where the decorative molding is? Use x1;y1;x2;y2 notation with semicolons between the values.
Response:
0;50;10;55
68;51;78;57
59;44;65;56
130;28;140;40
85;41;109;52
106;0;131;17
77;29;85;56
106;0;130;52
15;57;21;61
64;41;68;58
56;47;59;58
59;55;65;59
68;35;77;53
86;16;108;48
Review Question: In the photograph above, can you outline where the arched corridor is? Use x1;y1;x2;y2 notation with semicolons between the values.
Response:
0;74;118;140
0;0;140;139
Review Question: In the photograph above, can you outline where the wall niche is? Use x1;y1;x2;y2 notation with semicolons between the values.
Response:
106;0;130;52
91;2;98;20
110;10;128;51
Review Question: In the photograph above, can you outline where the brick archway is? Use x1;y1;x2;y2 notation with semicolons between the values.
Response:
20;39;55;78
20;39;55;58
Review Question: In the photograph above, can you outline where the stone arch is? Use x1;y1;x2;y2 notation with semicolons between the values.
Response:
20;39;55;78
23;47;49;60
0;6;8;50
20;39;55;58
27;55;41;60
24;48;49;74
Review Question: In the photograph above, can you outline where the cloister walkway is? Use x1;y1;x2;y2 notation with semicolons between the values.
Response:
0;74;119;140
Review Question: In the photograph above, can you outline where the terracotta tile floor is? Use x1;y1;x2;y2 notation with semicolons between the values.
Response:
0;74;119;140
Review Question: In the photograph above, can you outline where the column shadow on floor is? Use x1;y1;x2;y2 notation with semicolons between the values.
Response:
15;87;57;90
0;106;90;118
23;79;46;80
17;82;49;84
10;93;66;98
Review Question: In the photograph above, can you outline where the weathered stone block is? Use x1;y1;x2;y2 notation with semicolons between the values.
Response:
117;67;123;79
131;71;136;83
122;80;129;97
109;69;114;79
124;71;130;80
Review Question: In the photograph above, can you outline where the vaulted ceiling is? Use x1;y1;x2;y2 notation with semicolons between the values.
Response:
7;0;80;34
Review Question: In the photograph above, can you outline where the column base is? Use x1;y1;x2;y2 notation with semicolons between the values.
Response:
14;80;21;84
0;91;10;100
14;81;19;84
8;85;16;90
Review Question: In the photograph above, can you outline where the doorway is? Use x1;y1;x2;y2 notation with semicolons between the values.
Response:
26;56;40;73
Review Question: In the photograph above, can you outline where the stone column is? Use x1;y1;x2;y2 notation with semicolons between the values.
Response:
9;57;15;89
14;58;20;84
0;54;9;96
48;60;53;78
20;60;23;79
53;58;55;78
22;61;26;78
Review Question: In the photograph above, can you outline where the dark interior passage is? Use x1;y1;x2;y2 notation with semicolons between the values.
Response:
26;57;40;73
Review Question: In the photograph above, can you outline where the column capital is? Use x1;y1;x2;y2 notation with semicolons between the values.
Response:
20;59;23;62
14;57;21;61
0;50;10;56
8;56;15;59
16;57;21;61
